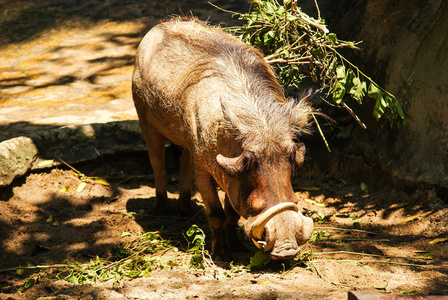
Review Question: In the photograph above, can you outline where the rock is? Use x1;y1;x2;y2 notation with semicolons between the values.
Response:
0;137;38;186
348;291;448;300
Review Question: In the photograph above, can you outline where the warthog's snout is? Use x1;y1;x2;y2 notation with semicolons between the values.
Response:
245;202;314;260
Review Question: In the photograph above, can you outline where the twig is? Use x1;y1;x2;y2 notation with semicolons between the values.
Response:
293;1;329;34
290;43;311;52
313;0;321;20
315;226;378;235
312;259;428;268
312;263;353;287
55;155;97;185
207;2;242;16
312;251;433;260
312;113;331;152
342;102;367;129
326;238;390;242
88;175;154;180
264;52;285;61
0;264;68;273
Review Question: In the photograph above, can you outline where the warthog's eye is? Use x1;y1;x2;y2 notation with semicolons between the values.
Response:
292;142;306;169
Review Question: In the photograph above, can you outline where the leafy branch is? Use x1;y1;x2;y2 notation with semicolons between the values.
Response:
214;0;406;131
186;224;215;269
58;231;175;285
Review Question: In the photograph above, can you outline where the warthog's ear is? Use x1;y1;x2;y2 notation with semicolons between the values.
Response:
216;150;256;176
293;142;306;169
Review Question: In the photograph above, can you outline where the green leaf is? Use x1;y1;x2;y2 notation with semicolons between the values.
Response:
265;1;276;15
309;230;327;242
369;84;386;120
345;69;355;92
326;57;337;78
285;12;298;21
400;291;418;295
121;232;131;238
394;100;406;120
349;214;358;220
227;0;406;129
262;31;270;42
66;275;79;284
349;76;367;104
332;80;346;105
327;33;338;45
186;225;199;237
368;83;381;98
192;235;205;245
418;252;433;258
188;245;200;253
312;47;324;60
18;278;36;292
127;270;141;278
76;181;87;192
360;181;369;194
335;65;346;84
247;250;271;269
373;101;384;120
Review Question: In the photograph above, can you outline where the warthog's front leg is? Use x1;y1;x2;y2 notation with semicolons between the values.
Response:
194;169;229;260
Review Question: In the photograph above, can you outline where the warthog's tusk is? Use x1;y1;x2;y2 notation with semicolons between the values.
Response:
253;239;267;249
250;202;299;241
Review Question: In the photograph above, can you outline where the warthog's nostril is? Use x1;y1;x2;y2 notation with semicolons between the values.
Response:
269;241;300;259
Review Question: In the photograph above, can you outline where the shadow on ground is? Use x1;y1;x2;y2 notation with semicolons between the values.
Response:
0;0;248;47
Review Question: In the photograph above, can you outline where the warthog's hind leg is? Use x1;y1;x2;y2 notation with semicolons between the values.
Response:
178;147;193;215
133;90;168;214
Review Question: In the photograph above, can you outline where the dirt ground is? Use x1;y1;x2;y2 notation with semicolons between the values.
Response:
1;0;448;299
1;152;448;299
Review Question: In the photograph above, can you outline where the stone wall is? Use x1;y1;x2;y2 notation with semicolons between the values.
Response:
303;0;448;188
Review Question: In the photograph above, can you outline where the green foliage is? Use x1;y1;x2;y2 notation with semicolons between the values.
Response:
245;249;314;272
56;231;173;285
221;0;406;127
246;250;271;269
18;278;35;292
186;224;210;269
308;230;331;242
7;227;214;292
316;212;328;224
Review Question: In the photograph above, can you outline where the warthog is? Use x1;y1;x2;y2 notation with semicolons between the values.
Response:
132;19;314;260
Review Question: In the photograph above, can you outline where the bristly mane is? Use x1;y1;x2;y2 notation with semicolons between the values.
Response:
220;94;313;156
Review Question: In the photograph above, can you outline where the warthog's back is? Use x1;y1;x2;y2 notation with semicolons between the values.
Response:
132;19;290;153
